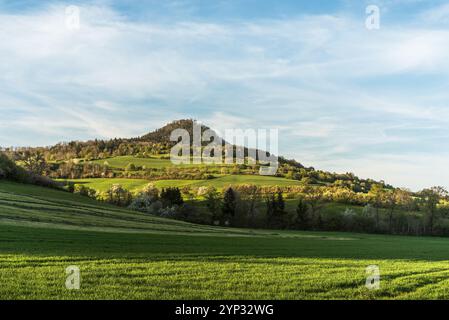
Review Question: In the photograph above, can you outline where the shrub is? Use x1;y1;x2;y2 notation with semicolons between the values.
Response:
0;152;61;189
74;184;97;198
125;163;136;171
129;195;156;213
159;206;179;218
0;152;25;181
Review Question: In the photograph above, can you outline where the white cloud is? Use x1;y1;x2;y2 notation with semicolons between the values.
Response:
290;121;336;138
1;4;449;189
306;153;449;191
420;3;449;23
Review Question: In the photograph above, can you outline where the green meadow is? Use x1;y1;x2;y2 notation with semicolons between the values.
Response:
91;156;181;169
1;180;449;299
65;175;303;193
90;155;226;169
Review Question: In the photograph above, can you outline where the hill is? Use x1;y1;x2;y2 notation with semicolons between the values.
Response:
138;119;210;144
2;119;388;192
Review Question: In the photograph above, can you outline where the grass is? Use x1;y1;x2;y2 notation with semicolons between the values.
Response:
91;155;176;169
90;155;225;169
1;180;449;299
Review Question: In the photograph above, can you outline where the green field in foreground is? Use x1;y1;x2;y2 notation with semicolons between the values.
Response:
1;180;449;299
65;175;303;194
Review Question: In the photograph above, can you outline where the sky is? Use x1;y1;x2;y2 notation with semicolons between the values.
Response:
1;0;449;190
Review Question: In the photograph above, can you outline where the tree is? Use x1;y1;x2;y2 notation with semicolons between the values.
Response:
221;187;237;226
420;186;448;235
239;184;261;227
106;184;132;206
368;184;385;230
266;190;288;229
277;190;285;212
285;171;294;180
141;183;159;200
295;197;310;230
385;189;412;233
15;150;47;175
266;194;276;227
181;185;195;201
160;187;184;207
304;187;325;228
384;189;398;233
0;152;23;180
204;187;221;223
396;188;415;211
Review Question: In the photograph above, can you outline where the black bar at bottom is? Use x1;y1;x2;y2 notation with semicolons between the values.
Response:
0;300;443;318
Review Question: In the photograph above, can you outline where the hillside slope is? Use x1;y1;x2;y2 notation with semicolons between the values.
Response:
0;180;256;236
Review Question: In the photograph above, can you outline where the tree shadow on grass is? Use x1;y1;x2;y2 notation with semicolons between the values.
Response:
2;224;449;262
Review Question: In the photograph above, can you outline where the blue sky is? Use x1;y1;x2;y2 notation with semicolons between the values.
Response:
1;0;449;190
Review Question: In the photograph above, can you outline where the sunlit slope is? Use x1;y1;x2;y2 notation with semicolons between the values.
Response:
90;155;226;169
91;156;181;169
66;174;303;193
0;181;253;235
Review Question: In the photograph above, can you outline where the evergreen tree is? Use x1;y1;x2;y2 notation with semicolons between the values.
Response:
276;190;285;212
160;187;184;207
275;190;287;228
266;194;276;227
266;190;288;229
221;187;237;226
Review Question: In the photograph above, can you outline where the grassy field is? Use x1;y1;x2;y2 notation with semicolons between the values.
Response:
90;155;228;169
91;156;178;169
65;175;303;194
1;180;449;299
63;178;153;194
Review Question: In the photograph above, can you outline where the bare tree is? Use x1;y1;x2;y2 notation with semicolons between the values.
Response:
420;186;448;235
239;184;261;227
368;184;385;230
14;150;47;175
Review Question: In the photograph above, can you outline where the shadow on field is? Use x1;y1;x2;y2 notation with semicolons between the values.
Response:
2;224;449;261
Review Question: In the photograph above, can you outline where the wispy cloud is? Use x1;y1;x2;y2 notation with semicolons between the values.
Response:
420;3;449;23
1;1;449;189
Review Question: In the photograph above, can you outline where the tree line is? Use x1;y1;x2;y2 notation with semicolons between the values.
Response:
66;180;449;237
